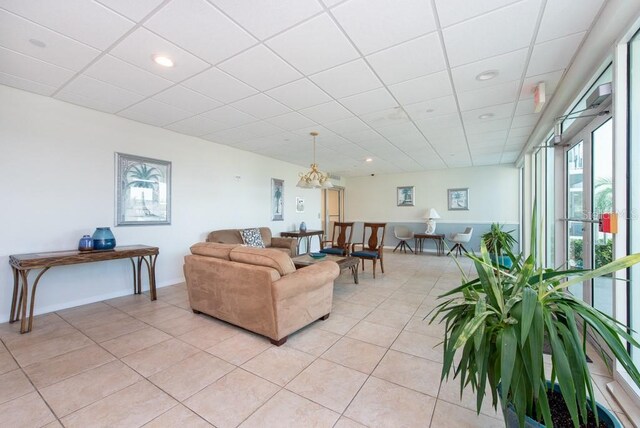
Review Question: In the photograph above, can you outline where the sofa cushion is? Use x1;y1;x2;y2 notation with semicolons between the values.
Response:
190;242;239;260
230;246;296;276
240;228;265;248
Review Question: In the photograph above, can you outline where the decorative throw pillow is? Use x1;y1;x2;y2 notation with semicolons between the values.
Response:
240;228;265;248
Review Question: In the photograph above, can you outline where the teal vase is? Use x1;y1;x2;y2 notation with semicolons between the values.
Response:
92;227;116;250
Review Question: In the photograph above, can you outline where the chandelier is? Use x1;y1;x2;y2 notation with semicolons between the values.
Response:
296;132;333;189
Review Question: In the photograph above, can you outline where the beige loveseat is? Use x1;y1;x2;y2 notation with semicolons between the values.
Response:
184;242;339;345
207;227;297;256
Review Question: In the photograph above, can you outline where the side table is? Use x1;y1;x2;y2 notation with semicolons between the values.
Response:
414;233;445;256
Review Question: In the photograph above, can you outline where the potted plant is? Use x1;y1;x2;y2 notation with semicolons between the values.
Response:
430;210;640;427
481;223;517;268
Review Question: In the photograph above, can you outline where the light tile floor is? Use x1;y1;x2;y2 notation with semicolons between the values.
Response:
0;251;634;427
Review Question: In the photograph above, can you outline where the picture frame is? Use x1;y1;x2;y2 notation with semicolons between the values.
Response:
397;186;415;206
116;153;171;226
448;188;469;211
296;197;305;213
272;178;284;221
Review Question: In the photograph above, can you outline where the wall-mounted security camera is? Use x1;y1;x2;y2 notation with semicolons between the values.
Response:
371;173;375;176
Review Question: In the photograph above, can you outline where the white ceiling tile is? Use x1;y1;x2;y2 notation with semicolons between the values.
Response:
403;95;458;120
360;107;411;128
526;32;585;77
467;130;508;145
231;93;291;119
464;117;511;135
182;67;257;103
509;125;534;138
110;27;210;82
57;75;144;112
501;151;519;162
203;126;254;144
376;122;422;139
234;121;285;138
84;54;173;96
415;113;462;133
536;0;604;43
341;129;385;143
457;80;519;111
511;113;539;128
324;117;371;135
96;0;163;22
339;87;397;115
331;0;436;54
265;78;331;110
0;46;74;88
461;102;515;122
152;85;222;114
0;71;57;96
218;45;301;91
0;0;134;50
450;48;528;93
388;71;452;105
389;134;429;149
299;101;353;123
434;0;521;27
266;112;317;131
267;13;359;74
144;0;256;64
55;90;131;114
442;0;541;67
165;115;229;136
366;32;445;85
118;99;193;126
201;105;257;127
0;9;101;71
310;59;382;98
209;0;323;40
515;99;536;116
520;69;564;99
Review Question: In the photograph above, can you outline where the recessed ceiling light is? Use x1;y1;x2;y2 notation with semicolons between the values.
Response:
29;38;46;48
152;54;174;67
365;158;373;162
478;113;494;120
475;70;498;81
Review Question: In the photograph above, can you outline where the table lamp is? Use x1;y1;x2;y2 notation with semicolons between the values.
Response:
423;208;440;234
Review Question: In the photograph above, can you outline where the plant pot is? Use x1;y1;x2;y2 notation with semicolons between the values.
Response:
489;254;513;269
500;382;621;428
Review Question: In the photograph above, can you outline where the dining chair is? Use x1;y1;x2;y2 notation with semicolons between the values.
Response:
351;222;386;278
448;227;473;257
320;222;354;256
393;225;414;253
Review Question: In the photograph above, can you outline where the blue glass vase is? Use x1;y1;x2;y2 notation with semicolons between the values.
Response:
92;227;116;250
78;235;93;251
299;221;307;232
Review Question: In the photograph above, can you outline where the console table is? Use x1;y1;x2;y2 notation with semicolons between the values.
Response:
280;230;323;255
9;245;159;333
414;233;445;256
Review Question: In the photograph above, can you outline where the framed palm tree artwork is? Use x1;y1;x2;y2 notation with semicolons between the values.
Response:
397;186;415;206
447;188;469;210
116;153;171;226
271;178;284;221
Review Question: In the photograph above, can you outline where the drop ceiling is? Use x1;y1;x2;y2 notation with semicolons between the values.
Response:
0;0;606;176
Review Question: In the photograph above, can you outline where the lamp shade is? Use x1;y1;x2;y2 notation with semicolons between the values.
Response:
424;208;440;219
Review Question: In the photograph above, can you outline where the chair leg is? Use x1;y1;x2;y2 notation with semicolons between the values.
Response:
372;258;377;278
406;242;414;253
447;243;460;256
380;256;384;273
393;241;403;253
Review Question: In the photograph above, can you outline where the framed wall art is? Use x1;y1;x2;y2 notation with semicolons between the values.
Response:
116;153;171;226
397;186;415;206
448;188;469;211
296;197;305;213
272;178;284;221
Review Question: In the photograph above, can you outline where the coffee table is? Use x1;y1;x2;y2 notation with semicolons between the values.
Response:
292;254;359;284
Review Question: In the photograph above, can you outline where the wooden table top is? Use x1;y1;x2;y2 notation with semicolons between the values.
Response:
414;233;445;239
280;230;324;238
292;254;357;268
9;245;159;269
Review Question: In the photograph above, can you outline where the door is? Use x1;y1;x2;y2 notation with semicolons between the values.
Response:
562;113;613;315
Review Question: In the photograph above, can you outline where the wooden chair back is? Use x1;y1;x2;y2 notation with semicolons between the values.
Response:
332;222;354;250
362;222;386;251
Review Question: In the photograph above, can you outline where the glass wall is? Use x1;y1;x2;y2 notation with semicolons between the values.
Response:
628;28;640;379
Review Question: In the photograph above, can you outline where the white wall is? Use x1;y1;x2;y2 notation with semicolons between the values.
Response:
345;165;520;224
0;85;322;322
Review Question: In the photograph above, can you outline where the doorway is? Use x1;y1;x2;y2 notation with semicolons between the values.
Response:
322;187;345;241
562;112;613;316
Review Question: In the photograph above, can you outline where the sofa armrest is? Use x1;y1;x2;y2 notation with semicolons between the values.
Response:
272;261;339;301
271;237;297;253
